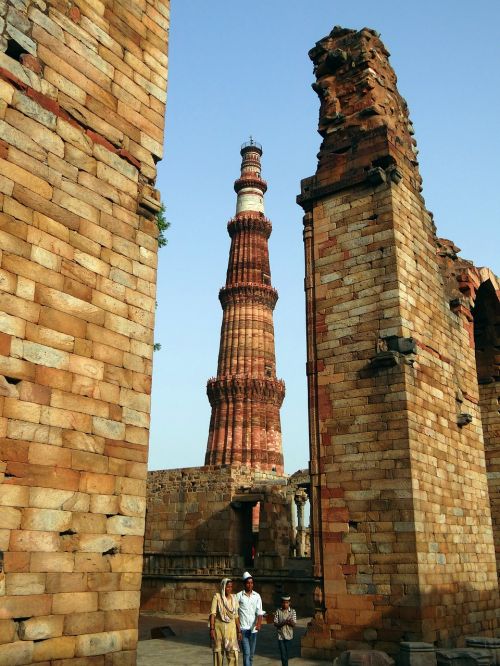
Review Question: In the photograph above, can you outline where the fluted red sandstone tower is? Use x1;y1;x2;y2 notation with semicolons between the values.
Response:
205;141;285;474
298;27;499;658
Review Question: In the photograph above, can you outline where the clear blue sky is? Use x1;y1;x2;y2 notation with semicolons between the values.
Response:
149;0;500;473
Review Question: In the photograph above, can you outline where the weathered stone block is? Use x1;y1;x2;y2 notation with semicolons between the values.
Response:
18;615;64;641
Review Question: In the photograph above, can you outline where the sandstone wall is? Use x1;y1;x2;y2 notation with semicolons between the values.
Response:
298;27;499;658
0;1;168;664
143;465;317;616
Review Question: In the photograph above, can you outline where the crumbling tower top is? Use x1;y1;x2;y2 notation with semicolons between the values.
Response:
299;26;422;206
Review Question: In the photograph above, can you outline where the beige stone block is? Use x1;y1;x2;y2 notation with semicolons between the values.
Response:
45;66;86;105
29;488;75;510
45;572;87;593
16;382;51;407
40;405;92;431
2;398;41;424
87;323;130;352
103;608;139;632
32;635;76;662
61;492;90;513
56;117;93;154
3;194;34;225
108;554;143;574
12;90;56;130
119;573;142;590
0;311;26;339
18;615;64;641
64;611;105;636
115;477;146;497
9;530;60;552
125;425;149;446
0;267;16;293
119;536;143;555
30;552;74;573
35;285;104;325
93;342;124;366
51;390;108;419
71;512;107;534
122;407;149;428
0;117;47;163
119;387;150;413
96;162;138;197
91;290;129;318
5;573;46;596
21;508;72;532
87;572;120;592
118;495;146;518
0;640;33;666
0;158;52;199
94;144;138;182
0;618;16;645
78;534;120;553
28;443;72;468
75;630;122;657
6;420;48;443
26;322;74;353
72;249;110;279
90;494;119;515
74;552;111;573
0;506;22;529
6;105;63;156
53;187;99;224
65;143;97;174
15;276;35;301
107;515;144;536
0;594;51;619
98;590;140;611
68;354;105;380
92;416;125;440
0;485;29;508
62;430;104;454
0;291;40;324
52;591;98;615
27;227;74;262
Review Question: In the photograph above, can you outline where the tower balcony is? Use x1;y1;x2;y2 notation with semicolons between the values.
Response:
219;283;278;309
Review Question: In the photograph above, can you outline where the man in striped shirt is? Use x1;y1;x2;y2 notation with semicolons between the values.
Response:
273;595;296;666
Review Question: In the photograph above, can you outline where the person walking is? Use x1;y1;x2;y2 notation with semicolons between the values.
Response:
273;595;296;666
209;578;242;666
236;571;264;666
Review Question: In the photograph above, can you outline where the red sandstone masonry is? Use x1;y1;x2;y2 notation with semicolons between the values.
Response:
0;1;169;664
205;144;285;473
298;26;499;659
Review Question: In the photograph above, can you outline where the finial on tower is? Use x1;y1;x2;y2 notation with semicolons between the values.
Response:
240;136;263;155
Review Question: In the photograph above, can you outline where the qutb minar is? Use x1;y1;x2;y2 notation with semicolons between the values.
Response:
205;141;285;473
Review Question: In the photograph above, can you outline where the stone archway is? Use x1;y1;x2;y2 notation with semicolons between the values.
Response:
473;279;500;574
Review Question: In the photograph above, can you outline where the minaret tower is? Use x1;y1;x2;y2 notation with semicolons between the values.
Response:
205;140;285;474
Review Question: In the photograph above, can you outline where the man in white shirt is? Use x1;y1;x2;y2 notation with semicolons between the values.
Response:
236;571;264;666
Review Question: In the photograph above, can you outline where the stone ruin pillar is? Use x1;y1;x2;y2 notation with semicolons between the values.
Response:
294;487;308;557
0;1;169;664
297;26;499;659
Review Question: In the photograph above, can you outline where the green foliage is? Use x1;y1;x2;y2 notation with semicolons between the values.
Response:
156;203;170;248
153;204;169;353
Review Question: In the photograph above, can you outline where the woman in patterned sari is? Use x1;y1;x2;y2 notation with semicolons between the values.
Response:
209;578;242;665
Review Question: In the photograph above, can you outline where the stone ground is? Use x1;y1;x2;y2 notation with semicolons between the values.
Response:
138;613;332;665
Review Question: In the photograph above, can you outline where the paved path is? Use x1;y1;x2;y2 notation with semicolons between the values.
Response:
138;613;332;665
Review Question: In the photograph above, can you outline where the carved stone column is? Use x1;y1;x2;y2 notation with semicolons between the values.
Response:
294;488;308;557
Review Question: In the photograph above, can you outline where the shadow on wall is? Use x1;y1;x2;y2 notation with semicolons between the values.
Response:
302;579;499;660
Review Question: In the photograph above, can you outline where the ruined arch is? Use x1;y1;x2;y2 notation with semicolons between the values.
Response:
473;278;500;574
